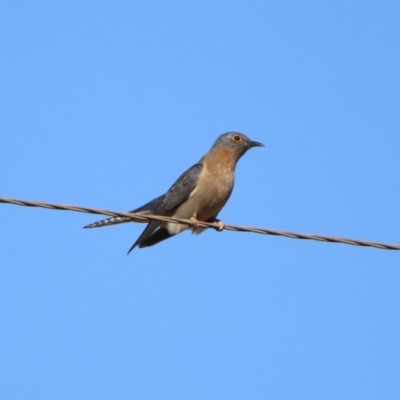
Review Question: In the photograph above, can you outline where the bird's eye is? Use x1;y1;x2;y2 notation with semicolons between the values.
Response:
233;134;242;142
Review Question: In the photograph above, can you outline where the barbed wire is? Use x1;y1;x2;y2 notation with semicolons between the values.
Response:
0;196;399;251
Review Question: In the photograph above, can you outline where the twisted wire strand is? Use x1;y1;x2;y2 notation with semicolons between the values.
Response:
1;196;399;251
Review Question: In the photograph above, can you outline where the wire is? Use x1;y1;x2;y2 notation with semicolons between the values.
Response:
1;196;399;251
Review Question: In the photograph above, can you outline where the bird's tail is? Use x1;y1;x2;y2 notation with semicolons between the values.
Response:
83;194;165;229
84;216;131;229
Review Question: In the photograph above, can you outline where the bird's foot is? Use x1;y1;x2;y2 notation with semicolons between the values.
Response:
215;219;225;231
190;216;199;231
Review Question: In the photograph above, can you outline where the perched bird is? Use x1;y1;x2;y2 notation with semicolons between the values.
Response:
84;132;264;252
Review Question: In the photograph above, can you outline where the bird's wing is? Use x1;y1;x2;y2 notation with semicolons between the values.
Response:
156;163;204;214
127;163;204;252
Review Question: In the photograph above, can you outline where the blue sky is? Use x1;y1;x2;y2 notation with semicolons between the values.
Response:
1;1;400;399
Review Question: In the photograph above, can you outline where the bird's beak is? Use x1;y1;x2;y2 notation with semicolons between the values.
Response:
250;140;265;148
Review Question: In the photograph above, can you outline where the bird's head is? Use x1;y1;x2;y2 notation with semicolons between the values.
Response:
211;132;264;159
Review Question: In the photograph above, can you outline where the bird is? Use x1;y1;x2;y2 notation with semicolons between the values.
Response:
84;132;264;253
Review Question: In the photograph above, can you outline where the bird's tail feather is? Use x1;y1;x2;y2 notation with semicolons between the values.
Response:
83;194;165;229
84;216;131;229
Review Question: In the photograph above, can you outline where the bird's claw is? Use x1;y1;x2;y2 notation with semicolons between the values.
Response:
216;220;225;231
190;216;199;230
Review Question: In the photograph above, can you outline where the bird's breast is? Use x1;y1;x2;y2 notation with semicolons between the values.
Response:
174;162;235;222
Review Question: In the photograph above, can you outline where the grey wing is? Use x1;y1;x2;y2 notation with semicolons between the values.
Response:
83;195;164;229
127;163;204;252
156;163;204;214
